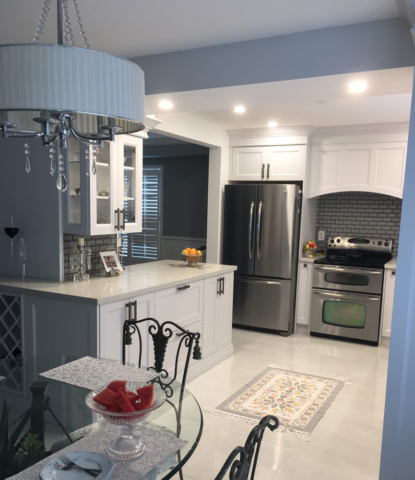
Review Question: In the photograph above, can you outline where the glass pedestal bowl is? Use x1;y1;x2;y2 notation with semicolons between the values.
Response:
181;253;203;267
85;382;166;460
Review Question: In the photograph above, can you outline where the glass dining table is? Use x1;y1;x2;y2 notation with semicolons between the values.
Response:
0;356;203;480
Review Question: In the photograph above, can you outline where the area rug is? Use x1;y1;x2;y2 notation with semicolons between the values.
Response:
214;366;346;434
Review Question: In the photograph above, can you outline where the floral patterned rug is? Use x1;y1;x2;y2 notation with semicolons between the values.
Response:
215;366;345;434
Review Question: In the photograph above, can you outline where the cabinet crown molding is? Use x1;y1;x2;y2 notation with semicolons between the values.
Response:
227;125;315;139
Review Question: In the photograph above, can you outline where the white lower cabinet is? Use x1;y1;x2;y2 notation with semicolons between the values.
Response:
295;261;314;328
203;273;234;358
99;293;154;367
381;269;396;338
155;280;203;329
98;273;234;381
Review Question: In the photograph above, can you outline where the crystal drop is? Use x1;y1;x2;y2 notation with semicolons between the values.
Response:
25;149;30;155
49;154;54;159
25;143;30;148
57;173;68;192
85;149;89;154
59;153;64;159
85;155;89;160
49;148;55;153
50;157;56;176
59;165;64;172
25;156;31;174
92;159;96;175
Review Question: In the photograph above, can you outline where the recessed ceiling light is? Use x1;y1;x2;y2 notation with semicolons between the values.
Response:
348;81;367;93
234;105;245;113
159;101;173;109
267;121;278;127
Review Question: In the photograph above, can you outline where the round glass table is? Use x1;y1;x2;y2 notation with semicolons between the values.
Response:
0;356;203;480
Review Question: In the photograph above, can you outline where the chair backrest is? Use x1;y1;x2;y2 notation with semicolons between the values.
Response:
214;416;279;480
123;316;202;395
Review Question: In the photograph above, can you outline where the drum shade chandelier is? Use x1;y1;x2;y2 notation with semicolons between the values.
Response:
0;0;145;191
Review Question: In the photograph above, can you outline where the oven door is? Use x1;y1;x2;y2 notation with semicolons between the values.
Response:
313;265;383;294
310;288;382;344
310;289;381;343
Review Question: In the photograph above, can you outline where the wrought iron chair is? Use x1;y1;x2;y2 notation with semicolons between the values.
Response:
214;415;279;480
122;308;202;480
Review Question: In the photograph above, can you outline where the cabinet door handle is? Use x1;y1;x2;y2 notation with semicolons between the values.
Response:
133;300;137;320
221;277;225;295
217;278;221;295
177;284;190;291
304;264;308;268
392;271;396;276
126;301;132;321
120;209;126;230
261;164;265;179
115;208;120;230
267;163;270;179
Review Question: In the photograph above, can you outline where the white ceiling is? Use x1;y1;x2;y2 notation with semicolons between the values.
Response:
0;0;400;58
146;68;414;129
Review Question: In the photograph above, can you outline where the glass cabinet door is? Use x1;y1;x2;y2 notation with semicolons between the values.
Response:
63;138;90;234
89;139;119;235
118;135;143;234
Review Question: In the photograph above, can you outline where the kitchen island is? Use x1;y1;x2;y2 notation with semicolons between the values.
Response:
0;260;236;382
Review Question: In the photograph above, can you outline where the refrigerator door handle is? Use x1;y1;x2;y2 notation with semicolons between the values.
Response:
248;201;254;259
256;201;263;260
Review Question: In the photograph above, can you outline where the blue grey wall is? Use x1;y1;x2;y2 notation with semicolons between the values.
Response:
0;137;62;281
132;18;415;94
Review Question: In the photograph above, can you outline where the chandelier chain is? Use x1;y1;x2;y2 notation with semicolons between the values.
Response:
33;0;52;43
72;0;90;48
62;0;75;46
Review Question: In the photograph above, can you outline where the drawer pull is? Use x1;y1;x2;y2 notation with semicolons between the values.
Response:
177;285;190;291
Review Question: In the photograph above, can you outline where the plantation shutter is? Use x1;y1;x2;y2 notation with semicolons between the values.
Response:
122;167;162;263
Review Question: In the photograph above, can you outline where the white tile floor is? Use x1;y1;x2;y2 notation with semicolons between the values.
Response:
176;328;389;480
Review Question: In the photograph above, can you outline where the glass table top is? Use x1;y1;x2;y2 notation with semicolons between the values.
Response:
0;356;203;480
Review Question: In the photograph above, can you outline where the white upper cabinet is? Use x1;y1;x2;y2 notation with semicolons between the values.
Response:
230;145;306;181
308;142;407;199
231;146;267;180
63;134;143;235
267;145;306;180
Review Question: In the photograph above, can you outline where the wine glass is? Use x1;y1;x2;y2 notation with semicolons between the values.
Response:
124;182;130;197
19;239;27;279
3;216;19;259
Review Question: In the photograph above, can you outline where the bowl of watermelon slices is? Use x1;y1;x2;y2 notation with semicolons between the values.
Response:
85;380;166;460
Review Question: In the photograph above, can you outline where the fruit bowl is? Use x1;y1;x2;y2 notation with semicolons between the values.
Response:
85;382;166;460
181;253;203;267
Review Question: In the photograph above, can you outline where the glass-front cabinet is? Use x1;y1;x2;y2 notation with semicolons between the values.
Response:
63;134;143;235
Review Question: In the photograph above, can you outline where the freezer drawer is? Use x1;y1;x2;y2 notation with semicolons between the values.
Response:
233;276;293;332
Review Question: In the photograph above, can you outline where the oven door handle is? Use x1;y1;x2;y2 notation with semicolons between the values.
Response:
314;266;382;275
313;289;381;301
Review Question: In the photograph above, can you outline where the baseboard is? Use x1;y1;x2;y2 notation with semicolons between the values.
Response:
187;344;234;382
381;336;391;347
296;324;309;335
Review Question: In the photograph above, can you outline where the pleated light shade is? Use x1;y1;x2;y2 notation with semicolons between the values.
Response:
0;43;145;135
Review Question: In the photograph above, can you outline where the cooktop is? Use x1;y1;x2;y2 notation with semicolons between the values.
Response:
315;236;393;269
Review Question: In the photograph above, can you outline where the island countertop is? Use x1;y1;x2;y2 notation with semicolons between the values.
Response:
0;260;237;305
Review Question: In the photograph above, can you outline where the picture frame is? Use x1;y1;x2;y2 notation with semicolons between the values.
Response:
100;251;123;273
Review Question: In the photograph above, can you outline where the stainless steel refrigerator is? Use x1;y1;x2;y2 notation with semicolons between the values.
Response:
223;184;301;335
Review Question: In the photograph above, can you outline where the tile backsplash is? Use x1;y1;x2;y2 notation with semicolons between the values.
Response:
315;192;402;257
63;234;117;281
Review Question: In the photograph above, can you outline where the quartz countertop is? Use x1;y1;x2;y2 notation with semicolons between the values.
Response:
385;258;397;270
0;260;237;305
299;256;325;263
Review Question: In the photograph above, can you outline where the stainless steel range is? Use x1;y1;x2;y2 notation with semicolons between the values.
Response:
310;236;392;345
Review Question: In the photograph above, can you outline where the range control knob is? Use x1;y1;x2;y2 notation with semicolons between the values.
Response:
336;239;341;243
378;241;383;246
330;239;334;244
384;242;389;247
